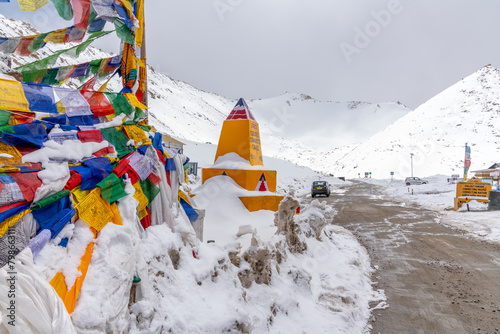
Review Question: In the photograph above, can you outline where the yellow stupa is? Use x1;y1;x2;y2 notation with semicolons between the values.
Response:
202;98;284;212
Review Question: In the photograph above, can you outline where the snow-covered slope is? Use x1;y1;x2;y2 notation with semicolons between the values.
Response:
333;65;500;179
141;69;409;171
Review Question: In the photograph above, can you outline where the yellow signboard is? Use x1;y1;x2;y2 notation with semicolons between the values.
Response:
454;177;492;209
456;178;492;198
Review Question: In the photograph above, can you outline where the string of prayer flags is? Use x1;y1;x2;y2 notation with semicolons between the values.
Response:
1;26;87;57
14;30;113;74
18;56;121;86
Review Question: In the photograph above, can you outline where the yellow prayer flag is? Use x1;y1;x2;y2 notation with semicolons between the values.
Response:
0;209;31;238
123;124;152;147
136;0;145;47
18;0;48;11
0;142;23;166
132;181;148;213
138;208;148;220
178;189;192;207
0;78;31;112
70;186;90;205
44;29;67;43
110;202;123;225
124;92;148;109
76;188;113;232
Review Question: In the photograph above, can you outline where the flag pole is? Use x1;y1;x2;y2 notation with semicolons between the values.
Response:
463;142;467;181
140;3;148;109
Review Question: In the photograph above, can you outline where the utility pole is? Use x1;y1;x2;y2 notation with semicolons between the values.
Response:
410;153;414;177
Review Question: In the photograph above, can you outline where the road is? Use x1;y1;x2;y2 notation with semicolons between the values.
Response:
313;180;500;334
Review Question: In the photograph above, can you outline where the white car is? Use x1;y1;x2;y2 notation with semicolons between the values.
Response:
405;177;428;186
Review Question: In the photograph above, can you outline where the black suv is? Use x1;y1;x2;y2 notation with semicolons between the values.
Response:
311;181;330;197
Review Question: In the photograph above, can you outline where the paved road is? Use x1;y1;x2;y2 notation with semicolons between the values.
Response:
313;180;500;334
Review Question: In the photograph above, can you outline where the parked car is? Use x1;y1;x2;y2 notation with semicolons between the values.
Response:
311;181;331;197
405;177;428;186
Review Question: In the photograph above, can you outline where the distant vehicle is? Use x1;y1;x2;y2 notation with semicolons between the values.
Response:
311;181;331;197
405;177;428;186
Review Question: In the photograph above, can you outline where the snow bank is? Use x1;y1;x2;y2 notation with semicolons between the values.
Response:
360;176;500;244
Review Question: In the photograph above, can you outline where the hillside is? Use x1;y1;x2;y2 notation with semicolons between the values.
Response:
332;65;500;179
130;69;409;171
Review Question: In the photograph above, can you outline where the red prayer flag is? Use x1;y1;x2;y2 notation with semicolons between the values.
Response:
147;173;161;186
140;207;151;229
64;170;82;190
72;0;91;30
14;36;35;56
0;201;29;215
10;172;42;202
80;90;115;117
78;130;104;143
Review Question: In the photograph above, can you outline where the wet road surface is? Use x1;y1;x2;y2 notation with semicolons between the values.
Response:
311;180;500;334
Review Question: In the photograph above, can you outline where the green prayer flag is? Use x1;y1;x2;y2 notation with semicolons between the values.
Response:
113;18;135;45
134;108;147;121
89;59;102;75
97;173;128;203
0;110;11;127
43;68;60;86
0;125;15;136
139;125;151;132
100;127;135;158
50;0;73;20
29;32;49;53
104;93;134;116
31;189;70;211
140;178;160;209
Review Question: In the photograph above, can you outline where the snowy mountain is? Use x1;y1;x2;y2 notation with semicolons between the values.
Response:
137;69;409;170
332;65;500;179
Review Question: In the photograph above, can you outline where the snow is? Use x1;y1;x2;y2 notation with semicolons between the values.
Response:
359;176;500;244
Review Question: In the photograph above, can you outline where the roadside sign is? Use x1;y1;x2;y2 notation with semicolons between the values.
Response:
454;177;492;210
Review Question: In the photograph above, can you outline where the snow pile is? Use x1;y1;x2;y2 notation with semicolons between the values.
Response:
96;176;386;333
359;177;500;244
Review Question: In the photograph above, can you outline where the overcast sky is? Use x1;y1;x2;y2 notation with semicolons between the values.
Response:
2;0;500;108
